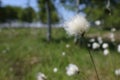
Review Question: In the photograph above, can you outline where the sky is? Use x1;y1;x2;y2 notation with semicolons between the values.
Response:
54;0;86;21
1;0;85;21
1;0;39;11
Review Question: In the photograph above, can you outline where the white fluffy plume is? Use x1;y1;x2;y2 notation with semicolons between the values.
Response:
64;15;90;36
66;63;79;76
37;72;47;80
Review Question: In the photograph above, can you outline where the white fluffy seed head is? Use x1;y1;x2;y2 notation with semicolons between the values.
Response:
115;69;120;76
64;14;90;36
102;43;109;49
37;72;47;80
53;67;58;73
111;28;116;32
66;64;79;76
62;52;66;56
103;49;109;56
109;33;115;42
66;44;70;48
117;44;120;53
92;42;100;50
89;38;95;42
95;20;101;26
97;36;103;44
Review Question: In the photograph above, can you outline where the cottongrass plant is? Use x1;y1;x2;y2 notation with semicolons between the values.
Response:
95;20;101;26
103;49;109;56
115;69;120;76
111;28;116;32
92;42;100;50
64;14;89;36
102;43;110;56
89;38;95;43
97;36;103;44
105;28;120;80
64;14;100;80
62;51;66;56
114;68;120;80
37;72;47;80
102;43;109;49
53;67;58;73
109;33;115;42
66;44;70;48
66;63;79;76
117;44;120;53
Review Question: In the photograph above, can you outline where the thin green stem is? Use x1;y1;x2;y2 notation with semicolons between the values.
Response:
84;37;100;80
87;48;100;80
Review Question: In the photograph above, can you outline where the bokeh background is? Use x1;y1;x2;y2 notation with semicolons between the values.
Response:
0;0;120;80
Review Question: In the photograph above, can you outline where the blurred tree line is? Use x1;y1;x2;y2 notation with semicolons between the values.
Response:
0;6;36;23
0;0;120;29
0;0;59;24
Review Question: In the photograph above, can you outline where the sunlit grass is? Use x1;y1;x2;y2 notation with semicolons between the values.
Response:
0;27;120;80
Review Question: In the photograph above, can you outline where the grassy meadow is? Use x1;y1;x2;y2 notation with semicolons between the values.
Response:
0;27;120;80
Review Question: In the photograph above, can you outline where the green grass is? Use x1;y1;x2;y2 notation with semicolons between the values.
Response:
0;27;120;80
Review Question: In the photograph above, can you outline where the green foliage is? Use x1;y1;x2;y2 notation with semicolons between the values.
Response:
102;7;120;29
0;7;6;22
60;0;120;29
84;7;104;21
4;6;18;21
13;7;23;21
37;0;59;23
21;7;36;22
0;28;120;80
85;0;120;29
51;11;59;23
0;6;36;23
0;6;19;22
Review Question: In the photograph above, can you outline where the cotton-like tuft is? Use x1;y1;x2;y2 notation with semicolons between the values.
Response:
64;15;90;36
66;63;79;76
103;49;109;56
109;33;115;42
89;38;95;42
115;69;120;76
66;44;70;48
102;43;109;49
92;42;100;50
53;67;58;73
95;20;101;26
117;44;120;53
37;72;47;80
111;28;116;32
97;36;103;44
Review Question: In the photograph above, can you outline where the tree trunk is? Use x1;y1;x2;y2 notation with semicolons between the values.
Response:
74;0;80;44
0;0;2;7
76;0;79;13
27;0;30;24
46;0;52;42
